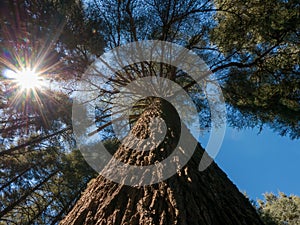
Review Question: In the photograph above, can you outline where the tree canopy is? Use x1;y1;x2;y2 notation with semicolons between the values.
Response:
258;192;300;225
82;0;300;139
212;0;300;139
0;0;299;224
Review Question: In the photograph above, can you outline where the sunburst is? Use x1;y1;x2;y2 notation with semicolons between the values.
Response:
4;68;45;91
0;1;70;139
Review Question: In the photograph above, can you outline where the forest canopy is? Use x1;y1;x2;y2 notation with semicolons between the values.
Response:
0;0;299;224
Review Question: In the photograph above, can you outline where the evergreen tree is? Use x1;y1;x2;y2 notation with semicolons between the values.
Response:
62;0;298;224
258;192;300;225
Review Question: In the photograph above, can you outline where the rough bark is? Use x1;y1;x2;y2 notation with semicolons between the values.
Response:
60;99;264;225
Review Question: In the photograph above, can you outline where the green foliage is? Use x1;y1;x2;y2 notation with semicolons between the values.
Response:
258;192;300;225
0;148;97;224
212;0;300;139
212;0;299;52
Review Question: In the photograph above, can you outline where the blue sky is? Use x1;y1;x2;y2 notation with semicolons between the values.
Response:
214;126;300;201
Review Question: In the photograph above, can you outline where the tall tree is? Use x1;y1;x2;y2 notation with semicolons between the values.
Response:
61;0;298;224
62;97;263;224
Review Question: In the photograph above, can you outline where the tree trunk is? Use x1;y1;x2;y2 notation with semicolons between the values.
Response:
60;99;264;225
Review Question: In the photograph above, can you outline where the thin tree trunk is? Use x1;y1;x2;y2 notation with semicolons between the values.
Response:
0;126;71;156
0;170;59;218
0;167;32;191
60;99;264;225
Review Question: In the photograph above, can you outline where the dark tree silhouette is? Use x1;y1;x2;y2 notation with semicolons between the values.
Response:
0;0;101;223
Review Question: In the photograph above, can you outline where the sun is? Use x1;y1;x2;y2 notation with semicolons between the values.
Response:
15;68;43;90
5;68;44;90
